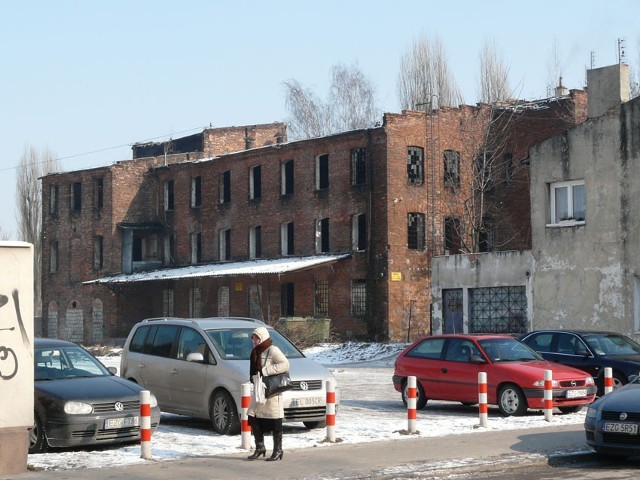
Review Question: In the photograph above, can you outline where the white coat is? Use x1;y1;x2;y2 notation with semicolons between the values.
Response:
248;345;290;419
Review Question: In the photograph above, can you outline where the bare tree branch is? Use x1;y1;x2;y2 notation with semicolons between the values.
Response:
478;36;512;104
397;35;463;110
15;145;60;317
284;63;380;140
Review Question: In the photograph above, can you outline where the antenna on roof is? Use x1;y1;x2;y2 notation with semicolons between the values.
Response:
618;38;626;64
590;51;595;69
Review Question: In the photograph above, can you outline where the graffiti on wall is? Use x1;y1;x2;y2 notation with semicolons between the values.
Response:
0;289;30;380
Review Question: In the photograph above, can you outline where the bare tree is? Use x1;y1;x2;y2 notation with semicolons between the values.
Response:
631;36;640;99
478;37;512;104
284;63;379;140
0;226;10;240
16;145;60;316
397;35;463;111
546;38;564;96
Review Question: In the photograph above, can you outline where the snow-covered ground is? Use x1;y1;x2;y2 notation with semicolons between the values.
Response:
28;342;589;471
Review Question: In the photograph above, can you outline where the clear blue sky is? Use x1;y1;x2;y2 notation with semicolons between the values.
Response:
1;0;638;237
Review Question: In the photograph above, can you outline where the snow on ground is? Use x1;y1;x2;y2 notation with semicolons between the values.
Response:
27;342;589;471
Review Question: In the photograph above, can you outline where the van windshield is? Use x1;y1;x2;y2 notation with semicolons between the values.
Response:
205;328;304;360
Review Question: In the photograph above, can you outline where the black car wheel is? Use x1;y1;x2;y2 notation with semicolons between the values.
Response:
210;389;240;435
597;372;627;396
29;412;48;454
402;380;427;409
498;383;527;416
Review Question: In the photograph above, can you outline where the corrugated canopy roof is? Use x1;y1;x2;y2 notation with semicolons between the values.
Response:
83;254;350;285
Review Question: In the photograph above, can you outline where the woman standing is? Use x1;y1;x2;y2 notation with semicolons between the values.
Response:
247;326;290;461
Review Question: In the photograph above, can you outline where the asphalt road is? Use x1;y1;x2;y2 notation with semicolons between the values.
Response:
5;424;629;480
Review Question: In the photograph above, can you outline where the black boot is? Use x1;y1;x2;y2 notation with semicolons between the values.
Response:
266;431;283;461
247;420;266;460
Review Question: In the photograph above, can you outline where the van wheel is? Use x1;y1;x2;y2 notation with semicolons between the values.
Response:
29;413;48;454
303;420;326;429
210;390;240;435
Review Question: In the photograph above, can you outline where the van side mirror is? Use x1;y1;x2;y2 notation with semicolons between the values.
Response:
186;352;204;363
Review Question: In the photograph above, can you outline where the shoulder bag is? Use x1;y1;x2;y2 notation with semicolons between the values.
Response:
263;347;293;398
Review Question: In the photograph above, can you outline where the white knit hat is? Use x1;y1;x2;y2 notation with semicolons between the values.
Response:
252;327;270;343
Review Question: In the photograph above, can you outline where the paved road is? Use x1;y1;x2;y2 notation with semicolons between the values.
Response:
2;424;607;480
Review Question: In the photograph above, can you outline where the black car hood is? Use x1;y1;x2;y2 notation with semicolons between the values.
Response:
596;384;640;411
36;375;143;401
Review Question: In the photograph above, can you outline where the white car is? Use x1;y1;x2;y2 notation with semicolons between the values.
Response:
120;317;338;434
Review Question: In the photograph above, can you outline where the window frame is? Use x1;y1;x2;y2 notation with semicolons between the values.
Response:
351;147;366;186
315;154;329;190
407;146;424;185
407;212;425;250
191;176;202;208
548;180;586;226
443;150;460;188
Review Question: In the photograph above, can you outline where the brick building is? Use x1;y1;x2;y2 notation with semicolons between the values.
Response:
41;93;588;344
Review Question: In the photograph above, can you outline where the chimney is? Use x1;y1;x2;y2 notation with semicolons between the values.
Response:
555;77;569;97
587;63;630;118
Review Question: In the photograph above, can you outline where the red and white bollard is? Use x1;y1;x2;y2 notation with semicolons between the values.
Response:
407;376;417;433
326;378;336;442
544;369;553;422
140;390;152;459
241;382;252;449
604;367;614;395
478;372;488;427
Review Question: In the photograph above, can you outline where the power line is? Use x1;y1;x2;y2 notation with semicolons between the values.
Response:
1;125;206;173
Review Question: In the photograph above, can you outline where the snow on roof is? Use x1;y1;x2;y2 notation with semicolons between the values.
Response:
84;254;351;285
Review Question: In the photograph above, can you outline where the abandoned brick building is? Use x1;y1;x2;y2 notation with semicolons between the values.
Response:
40;89;588;344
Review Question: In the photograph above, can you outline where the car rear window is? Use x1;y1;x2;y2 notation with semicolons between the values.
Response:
405;338;445;359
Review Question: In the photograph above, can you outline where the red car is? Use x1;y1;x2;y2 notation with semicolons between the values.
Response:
393;334;597;416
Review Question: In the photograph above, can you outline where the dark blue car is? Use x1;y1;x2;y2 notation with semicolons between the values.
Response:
520;330;640;396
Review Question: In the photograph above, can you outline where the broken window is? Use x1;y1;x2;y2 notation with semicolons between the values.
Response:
281;221;294;256
351;279;366;317
191;232;201;264
281;282;294;317
550;180;585;224
479;217;494;253
189;287;202;317
281;159;294;196
504;153;514;185
50;241;58;273
352;213;367;251
217;286;230;316
93;177;104;209
407;213;425;250
164;180;174;211
49;184;58;215
314;280;329;317
249;165;262;201
219;170;231;204
444;150;460;188
407;147;424;184
444;217;463;254
250;225;261;259
191;176;202;208
163;289;174;317
163;234;176;265
316;154;329;190
93;236;103;270
315;218;330;253
71;182;82;211
219;228;231;261
351;147;366;186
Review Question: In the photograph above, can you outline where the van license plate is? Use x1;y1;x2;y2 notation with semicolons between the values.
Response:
290;397;323;407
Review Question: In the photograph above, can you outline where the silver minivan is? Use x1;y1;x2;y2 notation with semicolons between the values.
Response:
120;317;338;434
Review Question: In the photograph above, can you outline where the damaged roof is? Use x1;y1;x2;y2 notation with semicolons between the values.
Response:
84;254;351;285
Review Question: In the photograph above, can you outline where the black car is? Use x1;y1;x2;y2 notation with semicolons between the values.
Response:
520;330;640;395
585;375;640;457
32;338;161;454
